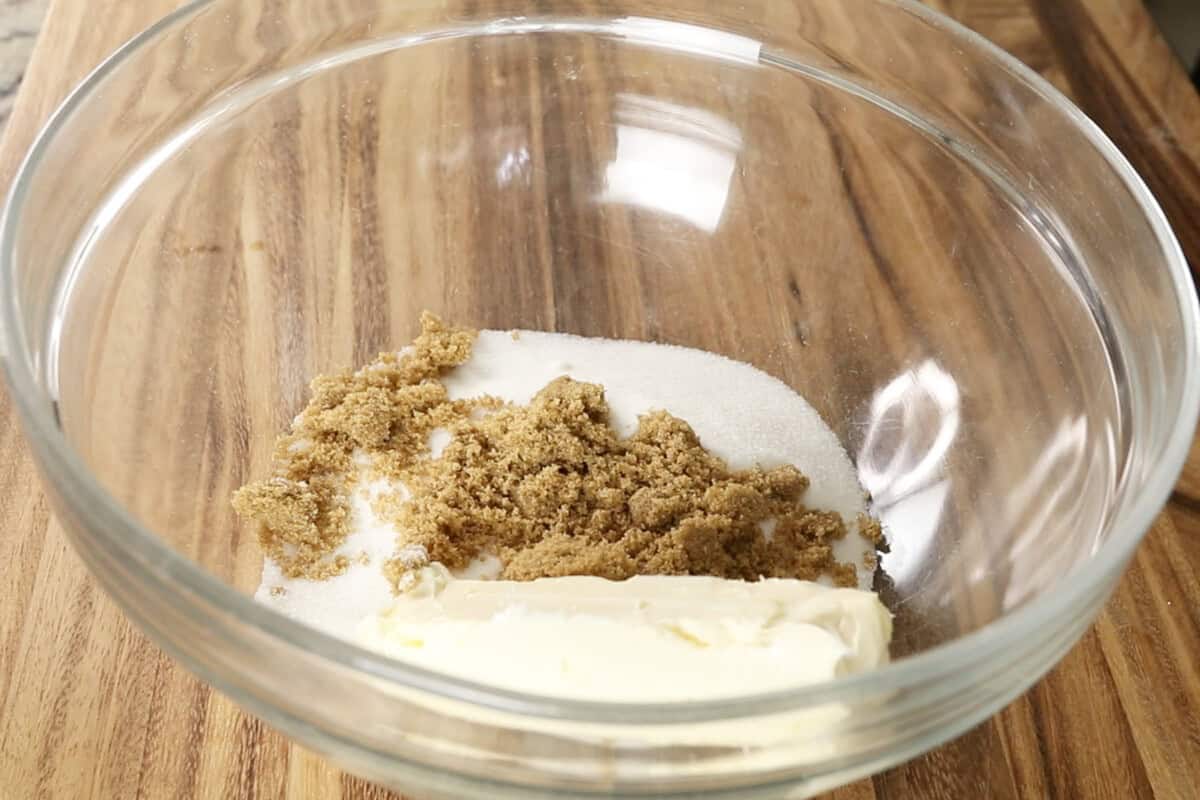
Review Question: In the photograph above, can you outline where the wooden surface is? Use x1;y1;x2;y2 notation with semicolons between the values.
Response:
1;0;1199;798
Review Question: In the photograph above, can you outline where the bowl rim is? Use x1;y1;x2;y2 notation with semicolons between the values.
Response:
2;0;1198;725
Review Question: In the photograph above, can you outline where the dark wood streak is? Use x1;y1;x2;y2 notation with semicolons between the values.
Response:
33;580;96;799
1169;488;1200;513
537;29;605;335
798;96;919;432
524;27;563;334
223;239;253;571
0;426;43;703
342;773;399;799
263;107;315;419
812;97;925;346
1162;503;1200;636
132;649;169;799
999;694;1055;799
171;679;212;800
180;186;242;569
1096;524;1200;790
346;78;392;365
118;196;184;513
1028;0;1200;281
1055;640;1159;799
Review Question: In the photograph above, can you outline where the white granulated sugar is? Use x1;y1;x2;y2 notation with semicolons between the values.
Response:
256;469;403;631
257;330;874;638
427;428;452;459
453;552;504;580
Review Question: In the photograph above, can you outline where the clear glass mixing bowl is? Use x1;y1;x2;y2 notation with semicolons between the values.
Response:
2;0;1197;796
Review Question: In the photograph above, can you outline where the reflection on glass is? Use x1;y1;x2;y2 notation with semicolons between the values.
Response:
999;414;1111;607
496;146;530;187
611;16;762;62
859;361;960;584
600;93;742;231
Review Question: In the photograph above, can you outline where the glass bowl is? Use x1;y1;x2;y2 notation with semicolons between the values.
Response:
2;0;1197;796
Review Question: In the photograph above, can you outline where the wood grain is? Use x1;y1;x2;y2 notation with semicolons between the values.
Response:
1;0;1198;798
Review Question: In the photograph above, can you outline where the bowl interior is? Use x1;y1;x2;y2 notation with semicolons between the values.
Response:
9;0;1185;676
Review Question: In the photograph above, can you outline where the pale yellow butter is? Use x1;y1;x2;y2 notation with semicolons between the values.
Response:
357;565;891;702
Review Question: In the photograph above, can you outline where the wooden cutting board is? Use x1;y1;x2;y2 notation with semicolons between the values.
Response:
1;0;1198;797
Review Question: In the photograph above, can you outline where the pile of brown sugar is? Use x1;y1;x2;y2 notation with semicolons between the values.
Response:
231;313;476;579
232;313;881;588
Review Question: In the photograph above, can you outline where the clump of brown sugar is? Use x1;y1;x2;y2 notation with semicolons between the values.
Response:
232;313;476;579
233;313;874;588
231;474;351;579
380;376;862;587
857;514;884;546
